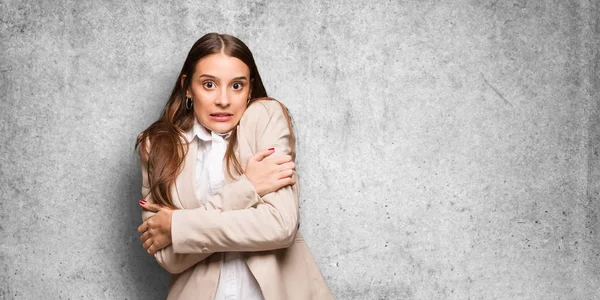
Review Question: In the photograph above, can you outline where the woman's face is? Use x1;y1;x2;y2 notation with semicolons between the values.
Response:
184;53;251;134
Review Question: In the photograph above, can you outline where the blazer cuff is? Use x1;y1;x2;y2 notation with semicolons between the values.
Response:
171;209;211;254
221;173;264;210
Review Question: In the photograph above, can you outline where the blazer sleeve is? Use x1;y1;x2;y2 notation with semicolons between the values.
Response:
170;100;300;254
139;139;262;274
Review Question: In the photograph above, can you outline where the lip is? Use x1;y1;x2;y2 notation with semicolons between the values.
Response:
209;112;233;122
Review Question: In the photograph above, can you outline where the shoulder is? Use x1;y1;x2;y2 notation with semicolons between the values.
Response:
245;98;287;118
240;98;289;126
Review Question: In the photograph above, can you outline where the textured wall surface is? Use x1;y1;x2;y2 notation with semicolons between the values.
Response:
1;0;599;299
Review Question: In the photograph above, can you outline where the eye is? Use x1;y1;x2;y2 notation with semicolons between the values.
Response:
203;81;215;89
232;82;243;90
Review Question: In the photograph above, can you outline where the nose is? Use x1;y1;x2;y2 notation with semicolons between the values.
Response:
214;88;229;107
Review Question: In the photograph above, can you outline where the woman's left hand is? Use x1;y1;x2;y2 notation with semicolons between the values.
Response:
137;201;174;255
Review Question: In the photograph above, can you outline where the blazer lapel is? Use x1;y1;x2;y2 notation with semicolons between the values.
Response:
174;139;199;209
176;128;249;208
223;125;244;184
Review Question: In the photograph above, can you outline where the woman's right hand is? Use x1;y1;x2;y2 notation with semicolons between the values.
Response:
245;148;296;197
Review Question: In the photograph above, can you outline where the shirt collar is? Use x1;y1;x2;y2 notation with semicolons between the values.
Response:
186;117;232;142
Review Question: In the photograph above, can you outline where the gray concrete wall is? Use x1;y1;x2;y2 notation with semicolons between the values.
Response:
1;0;598;299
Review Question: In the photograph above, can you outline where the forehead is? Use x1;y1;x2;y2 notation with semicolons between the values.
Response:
194;53;250;79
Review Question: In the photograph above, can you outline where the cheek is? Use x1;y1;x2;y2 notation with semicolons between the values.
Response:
229;93;247;109
236;97;248;110
234;104;248;122
191;87;207;99
193;91;214;107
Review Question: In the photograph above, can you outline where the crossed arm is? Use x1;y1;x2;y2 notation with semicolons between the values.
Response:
137;100;299;274
138;171;268;274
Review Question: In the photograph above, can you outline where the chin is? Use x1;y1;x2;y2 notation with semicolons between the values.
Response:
212;123;235;134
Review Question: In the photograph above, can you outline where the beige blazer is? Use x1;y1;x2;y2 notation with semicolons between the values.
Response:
140;100;335;300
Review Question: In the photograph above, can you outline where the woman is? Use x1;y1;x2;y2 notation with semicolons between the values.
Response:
135;33;334;300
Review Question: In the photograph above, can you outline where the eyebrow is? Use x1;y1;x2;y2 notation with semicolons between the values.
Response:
198;74;248;81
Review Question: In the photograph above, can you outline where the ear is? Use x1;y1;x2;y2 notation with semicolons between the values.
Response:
181;75;191;98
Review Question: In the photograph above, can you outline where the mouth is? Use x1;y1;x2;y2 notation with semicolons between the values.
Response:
209;112;234;122
210;112;233;117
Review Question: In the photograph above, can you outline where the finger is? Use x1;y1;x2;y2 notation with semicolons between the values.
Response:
277;168;294;179
141;201;162;213
250;148;275;162
277;161;296;172
143;237;153;250
137;221;148;233
275;177;296;190
266;154;293;165
147;244;155;255
153;237;168;252
140;230;151;243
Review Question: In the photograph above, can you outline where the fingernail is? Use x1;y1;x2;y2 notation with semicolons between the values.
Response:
139;200;146;205
268;148;274;151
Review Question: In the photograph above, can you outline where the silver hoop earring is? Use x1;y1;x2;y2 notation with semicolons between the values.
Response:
185;97;193;110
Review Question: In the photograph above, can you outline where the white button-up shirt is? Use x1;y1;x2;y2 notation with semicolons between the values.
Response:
185;117;264;300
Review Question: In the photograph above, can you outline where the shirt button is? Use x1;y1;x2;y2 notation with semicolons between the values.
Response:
201;247;209;253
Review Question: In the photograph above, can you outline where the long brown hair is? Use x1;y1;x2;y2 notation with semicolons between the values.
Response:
135;33;295;208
